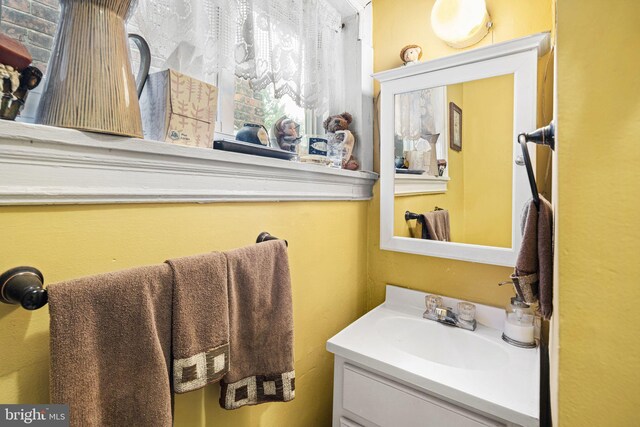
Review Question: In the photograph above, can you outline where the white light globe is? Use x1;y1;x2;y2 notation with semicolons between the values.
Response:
431;0;492;48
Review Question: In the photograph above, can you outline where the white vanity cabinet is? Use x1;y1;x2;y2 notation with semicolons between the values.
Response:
327;286;540;427
333;357;509;427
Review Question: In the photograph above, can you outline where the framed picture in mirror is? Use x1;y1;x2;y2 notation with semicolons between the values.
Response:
449;102;462;152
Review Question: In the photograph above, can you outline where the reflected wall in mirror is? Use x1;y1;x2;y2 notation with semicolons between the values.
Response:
394;74;514;248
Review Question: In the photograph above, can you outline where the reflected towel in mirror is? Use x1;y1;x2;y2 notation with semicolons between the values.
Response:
408;209;451;241
422;210;451;242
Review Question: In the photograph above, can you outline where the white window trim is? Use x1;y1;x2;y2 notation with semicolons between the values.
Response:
0;121;377;205
394;175;450;196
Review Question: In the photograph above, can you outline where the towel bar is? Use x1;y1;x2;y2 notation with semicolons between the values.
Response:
0;266;47;310
256;231;288;247
518;121;555;209
1;232;288;310
405;211;422;222
405;208;444;222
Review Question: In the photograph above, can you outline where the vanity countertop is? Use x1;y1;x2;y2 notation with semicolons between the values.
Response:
326;285;540;427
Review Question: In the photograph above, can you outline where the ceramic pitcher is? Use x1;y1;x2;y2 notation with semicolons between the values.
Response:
36;0;150;138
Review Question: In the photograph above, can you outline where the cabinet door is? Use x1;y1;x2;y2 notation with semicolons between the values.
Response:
342;364;504;427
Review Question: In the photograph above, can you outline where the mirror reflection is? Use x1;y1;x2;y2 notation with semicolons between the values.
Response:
394;74;514;248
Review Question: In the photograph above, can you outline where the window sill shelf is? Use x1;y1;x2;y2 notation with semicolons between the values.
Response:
394;174;449;196
0;121;378;205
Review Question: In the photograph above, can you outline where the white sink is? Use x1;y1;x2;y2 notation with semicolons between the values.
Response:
376;316;509;370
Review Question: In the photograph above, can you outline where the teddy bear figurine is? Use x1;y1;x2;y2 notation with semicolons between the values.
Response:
272;116;302;152
322;112;359;170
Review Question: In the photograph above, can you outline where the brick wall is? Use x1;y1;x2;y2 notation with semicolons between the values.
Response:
234;77;265;131
1;0;60;73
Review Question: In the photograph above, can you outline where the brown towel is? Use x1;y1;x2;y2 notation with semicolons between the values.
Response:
49;265;173;427
511;196;554;319
220;240;295;409
421;210;451;241
166;252;230;393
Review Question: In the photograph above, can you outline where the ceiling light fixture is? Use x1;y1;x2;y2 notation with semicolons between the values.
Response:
431;0;493;49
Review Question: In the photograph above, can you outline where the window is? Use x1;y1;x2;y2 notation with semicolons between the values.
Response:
125;0;346;143
2;0;372;170
234;78;309;137
0;0;376;205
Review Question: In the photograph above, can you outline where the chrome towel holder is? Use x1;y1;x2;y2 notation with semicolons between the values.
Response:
1;232;287;311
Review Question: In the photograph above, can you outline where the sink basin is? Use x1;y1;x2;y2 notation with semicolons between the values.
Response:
376;316;509;370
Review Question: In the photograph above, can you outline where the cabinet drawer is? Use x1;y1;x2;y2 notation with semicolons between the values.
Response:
342;364;503;427
340;417;364;427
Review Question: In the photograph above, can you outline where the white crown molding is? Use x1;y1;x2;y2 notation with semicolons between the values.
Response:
0;121;378;205
374;32;550;83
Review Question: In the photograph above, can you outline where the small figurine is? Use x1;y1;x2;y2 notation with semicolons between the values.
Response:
272;116;302;152
236;123;270;146
0;35;42;121
437;159;447;177
323;112;359;170
400;44;423;66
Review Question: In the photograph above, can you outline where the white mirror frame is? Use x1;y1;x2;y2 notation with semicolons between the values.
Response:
375;33;550;266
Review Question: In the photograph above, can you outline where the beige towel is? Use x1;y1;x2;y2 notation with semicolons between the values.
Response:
166;252;229;393
219;240;295;409
421;210;451;241
49;265;173;427
511;196;554;319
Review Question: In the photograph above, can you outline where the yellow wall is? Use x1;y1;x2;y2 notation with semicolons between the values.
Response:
371;0;553;310
462;74;513;248
0;202;368;426
557;1;640;425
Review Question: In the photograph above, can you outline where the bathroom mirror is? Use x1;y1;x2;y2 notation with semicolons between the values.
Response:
375;33;550;266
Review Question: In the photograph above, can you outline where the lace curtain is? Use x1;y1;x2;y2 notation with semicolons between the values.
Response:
128;0;344;113
394;87;445;175
395;88;440;141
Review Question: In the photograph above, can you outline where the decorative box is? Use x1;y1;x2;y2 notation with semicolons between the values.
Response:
140;69;218;147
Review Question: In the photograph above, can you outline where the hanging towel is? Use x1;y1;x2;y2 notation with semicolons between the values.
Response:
166;252;230;393
421;209;451;241
511;195;554;319
408;218;428;240
220;240;295;409
49;265;174;427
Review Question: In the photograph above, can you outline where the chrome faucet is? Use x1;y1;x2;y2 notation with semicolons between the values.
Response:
424;295;477;331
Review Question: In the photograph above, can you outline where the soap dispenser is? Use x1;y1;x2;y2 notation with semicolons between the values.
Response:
499;282;537;348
